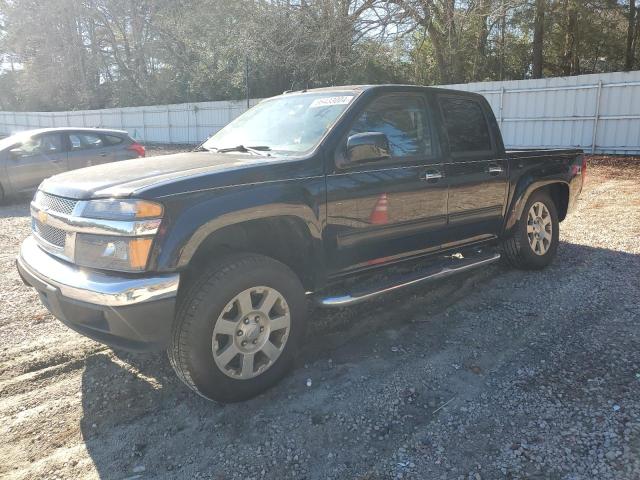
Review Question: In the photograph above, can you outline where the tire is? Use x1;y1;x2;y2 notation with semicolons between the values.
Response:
500;190;559;270
168;253;307;403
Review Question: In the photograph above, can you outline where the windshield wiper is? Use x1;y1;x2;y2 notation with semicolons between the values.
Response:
212;145;271;156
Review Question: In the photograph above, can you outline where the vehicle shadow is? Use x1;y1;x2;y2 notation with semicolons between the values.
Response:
77;240;639;479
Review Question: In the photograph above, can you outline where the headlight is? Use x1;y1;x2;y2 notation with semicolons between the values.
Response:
81;199;163;220
75;234;154;272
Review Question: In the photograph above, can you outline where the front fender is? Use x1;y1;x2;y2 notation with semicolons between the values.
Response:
150;179;325;272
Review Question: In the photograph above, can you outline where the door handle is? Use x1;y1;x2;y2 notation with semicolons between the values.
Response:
488;166;503;174
99;153;108;157
420;171;443;182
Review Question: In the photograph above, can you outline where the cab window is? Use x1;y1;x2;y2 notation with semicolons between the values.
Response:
438;96;493;154
349;95;432;159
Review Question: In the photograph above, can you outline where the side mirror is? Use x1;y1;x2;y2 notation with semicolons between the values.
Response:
346;132;391;164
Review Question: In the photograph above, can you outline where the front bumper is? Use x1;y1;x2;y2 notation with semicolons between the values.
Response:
17;236;180;351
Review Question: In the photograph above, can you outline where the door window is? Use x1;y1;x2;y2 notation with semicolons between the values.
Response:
438;96;493;154
69;133;105;150
349;96;432;159
16;134;63;156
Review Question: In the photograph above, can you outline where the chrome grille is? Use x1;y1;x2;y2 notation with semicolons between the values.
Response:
34;191;78;216
33;218;66;248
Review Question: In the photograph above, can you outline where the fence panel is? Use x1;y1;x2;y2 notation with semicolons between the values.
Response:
1;71;639;154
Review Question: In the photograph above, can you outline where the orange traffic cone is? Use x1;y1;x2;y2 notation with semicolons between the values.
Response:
367;193;391;266
370;193;389;225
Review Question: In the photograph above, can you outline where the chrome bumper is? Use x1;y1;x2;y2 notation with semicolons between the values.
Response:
18;235;179;307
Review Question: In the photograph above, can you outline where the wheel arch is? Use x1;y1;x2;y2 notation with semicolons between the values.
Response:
503;178;570;236
179;215;324;292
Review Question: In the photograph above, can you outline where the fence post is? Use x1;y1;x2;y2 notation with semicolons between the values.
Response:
193;105;199;145
120;109;124;130
591;80;603;154
499;87;505;128
142;109;147;143
167;106;172;144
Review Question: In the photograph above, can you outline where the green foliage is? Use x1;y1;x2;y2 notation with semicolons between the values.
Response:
0;0;636;111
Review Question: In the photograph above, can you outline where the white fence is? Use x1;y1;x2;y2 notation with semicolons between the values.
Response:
1;70;640;154
0;99;261;145
442;70;640;155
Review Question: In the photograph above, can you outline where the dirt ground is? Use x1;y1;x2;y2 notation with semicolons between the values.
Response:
1;154;639;480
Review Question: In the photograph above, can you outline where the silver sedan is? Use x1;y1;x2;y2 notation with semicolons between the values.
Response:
0;127;146;202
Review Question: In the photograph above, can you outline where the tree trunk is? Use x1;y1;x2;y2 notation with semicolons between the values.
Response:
625;0;636;71
562;0;579;76
532;0;545;78
473;0;490;80
499;0;506;80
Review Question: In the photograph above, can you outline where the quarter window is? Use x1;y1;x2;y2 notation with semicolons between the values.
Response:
439;97;492;154
104;135;124;145
349;96;432;158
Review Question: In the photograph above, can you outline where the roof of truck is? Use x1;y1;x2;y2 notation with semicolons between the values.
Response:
281;84;483;98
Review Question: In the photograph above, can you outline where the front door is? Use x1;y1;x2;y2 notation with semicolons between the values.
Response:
6;133;67;193
325;93;448;275
436;94;508;248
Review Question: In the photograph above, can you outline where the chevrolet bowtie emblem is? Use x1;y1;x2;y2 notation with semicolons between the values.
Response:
38;210;48;223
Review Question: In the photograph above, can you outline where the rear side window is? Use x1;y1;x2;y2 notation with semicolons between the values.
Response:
69;133;105;150
104;134;125;146
438;96;492;154
349;95;432;159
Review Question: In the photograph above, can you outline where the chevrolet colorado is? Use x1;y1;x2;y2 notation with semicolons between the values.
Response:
17;85;585;402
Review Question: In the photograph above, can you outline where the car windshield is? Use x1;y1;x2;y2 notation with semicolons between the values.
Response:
202;92;356;156
0;131;35;151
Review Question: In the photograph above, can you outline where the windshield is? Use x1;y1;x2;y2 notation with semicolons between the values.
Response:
0;131;34;151
202;92;356;155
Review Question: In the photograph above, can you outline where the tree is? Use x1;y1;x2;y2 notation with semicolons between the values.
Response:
532;0;545;77
625;0;637;70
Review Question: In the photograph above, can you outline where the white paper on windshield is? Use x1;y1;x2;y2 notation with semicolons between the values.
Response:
309;96;354;108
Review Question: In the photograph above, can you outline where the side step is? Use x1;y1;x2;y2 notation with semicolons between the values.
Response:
317;251;501;308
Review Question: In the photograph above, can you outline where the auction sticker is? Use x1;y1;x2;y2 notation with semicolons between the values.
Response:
309;96;354;108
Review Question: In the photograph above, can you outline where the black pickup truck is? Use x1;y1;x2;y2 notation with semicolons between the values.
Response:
17;85;585;402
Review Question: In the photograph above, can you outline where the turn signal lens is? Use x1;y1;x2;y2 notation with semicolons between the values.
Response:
135;201;163;218
81;199;164;220
128;238;153;270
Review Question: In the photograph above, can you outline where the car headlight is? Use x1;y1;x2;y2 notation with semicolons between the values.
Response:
80;199;163;220
74;234;154;272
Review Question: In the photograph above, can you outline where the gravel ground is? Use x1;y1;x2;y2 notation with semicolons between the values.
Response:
1;154;639;480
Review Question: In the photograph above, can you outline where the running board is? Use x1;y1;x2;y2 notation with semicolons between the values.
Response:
317;252;501;308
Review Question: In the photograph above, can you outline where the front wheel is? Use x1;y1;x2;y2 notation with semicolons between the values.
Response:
501;190;559;269
168;253;307;402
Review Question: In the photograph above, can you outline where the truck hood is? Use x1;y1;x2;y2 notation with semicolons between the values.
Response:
39;151;289;199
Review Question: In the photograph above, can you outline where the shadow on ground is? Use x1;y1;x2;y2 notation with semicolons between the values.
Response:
77;241;640;479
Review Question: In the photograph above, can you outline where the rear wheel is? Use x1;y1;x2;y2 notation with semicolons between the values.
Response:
501;190;559;269
168;253;307;402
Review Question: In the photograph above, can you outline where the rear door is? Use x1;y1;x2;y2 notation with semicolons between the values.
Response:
436;94;508;247
5;133;68;192
325;93;448;274
101;133;137;161
66;132;112;169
